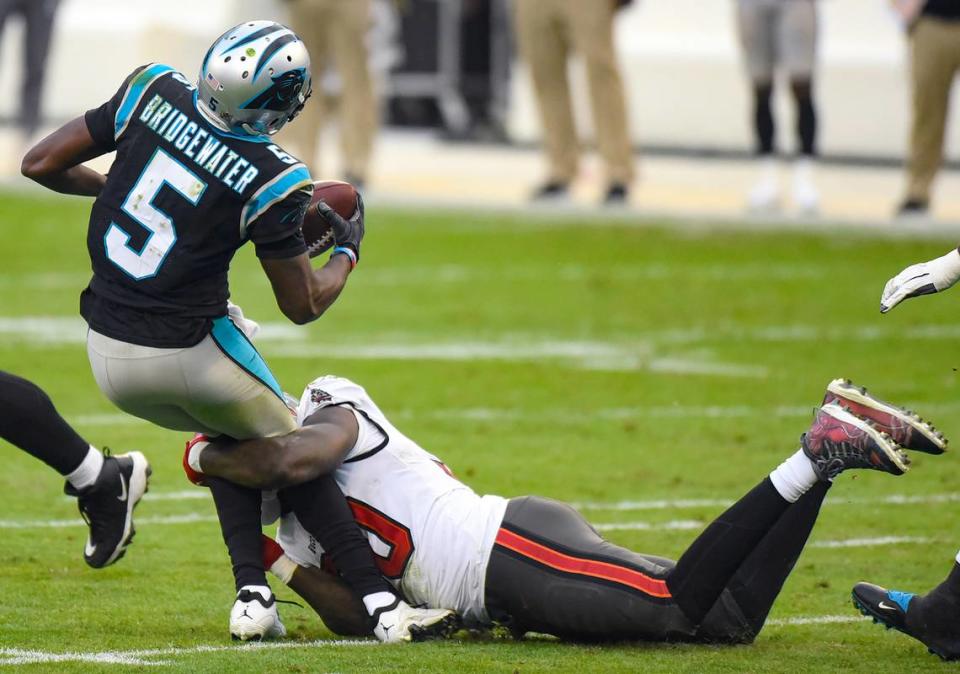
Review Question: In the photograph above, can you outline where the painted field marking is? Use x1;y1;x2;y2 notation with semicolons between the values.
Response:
10;315;960;348
0;639;375;667
0;513;217;530
593;520;703;532
766;615;865;627
808;536;935;549
572;491;960;511
0;508;943;552
0;615;874;666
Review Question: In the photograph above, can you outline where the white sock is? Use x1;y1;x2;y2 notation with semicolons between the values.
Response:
66;446;105;491
188;439;209;473
363;591;398;617
769;449;819;503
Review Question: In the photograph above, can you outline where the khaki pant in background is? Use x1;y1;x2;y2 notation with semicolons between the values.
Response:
907;17;960;203
280;0;377;183
513;0;635;185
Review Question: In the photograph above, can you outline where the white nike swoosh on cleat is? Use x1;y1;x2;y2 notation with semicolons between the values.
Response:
878;601;899;611
117;473;128;502
84;540;97;557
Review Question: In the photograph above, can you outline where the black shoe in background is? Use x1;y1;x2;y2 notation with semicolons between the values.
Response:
897;198;929;218
530;181;569;202
603;182;629;206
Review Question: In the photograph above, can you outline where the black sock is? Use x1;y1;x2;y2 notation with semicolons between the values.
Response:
281;475;394;600
753;83;775;155
207;476;266;590
0;371;90;475
667;477;791;625
907;560;960;635
723;481;831;635
791;79;817;156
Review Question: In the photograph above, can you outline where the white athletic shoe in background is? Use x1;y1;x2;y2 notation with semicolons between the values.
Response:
792;158;820;216
229;585;286;641
747;157;780;213
371;598;458;643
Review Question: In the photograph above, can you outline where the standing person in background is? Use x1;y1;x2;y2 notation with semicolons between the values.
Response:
736;0;819;215
0;0;60;142
893;0;960;219
512;0;636;206
281;0;378;190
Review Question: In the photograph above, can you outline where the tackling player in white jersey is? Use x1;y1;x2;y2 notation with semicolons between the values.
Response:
186;374;947;643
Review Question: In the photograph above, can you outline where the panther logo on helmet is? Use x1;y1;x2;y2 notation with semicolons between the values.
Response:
241;69;307;111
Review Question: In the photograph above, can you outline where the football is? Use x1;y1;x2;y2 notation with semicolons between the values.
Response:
302;180;360;258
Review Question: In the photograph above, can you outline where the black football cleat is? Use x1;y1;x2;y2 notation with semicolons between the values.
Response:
801;403;910;480
823;379;947;454
852;582;960;661
65;451;151;568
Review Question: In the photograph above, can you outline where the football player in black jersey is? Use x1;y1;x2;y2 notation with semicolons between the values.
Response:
20;20;449;642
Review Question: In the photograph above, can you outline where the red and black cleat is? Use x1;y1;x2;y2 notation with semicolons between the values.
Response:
801;403;910;480
823;379;948;455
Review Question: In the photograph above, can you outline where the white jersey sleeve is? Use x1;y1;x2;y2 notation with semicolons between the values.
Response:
296;376;389;462
280;375;508;626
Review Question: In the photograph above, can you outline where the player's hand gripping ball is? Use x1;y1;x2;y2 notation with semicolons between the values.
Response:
302;180;365;259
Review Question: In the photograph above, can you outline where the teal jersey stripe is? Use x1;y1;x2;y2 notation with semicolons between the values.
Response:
240;164;312;233
210;317;283;399
114;63;175;140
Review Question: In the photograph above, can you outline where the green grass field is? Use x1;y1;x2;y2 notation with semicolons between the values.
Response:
2;191;960;672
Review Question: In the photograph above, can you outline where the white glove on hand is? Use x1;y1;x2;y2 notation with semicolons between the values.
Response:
880;248;960;313
227;301;261;340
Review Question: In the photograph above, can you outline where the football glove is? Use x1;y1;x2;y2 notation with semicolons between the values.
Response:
315;192;365;261
880;248;960;313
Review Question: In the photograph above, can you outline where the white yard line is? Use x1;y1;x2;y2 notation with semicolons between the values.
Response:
572;492;960;511
0;639;376;667
0;513;217;529
0;615;872;666
70;413;148;426
766;615;865;627
808;536;935;549
593;520;704;532
142;490;210;501
0;509;943;552
11;314;960;348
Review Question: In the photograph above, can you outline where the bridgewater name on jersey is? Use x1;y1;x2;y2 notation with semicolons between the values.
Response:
82;63;313;348
277;376;509;626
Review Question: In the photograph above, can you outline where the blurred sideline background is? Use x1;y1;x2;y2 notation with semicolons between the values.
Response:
0;0;958;223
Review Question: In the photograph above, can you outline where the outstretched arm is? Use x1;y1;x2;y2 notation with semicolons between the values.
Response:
261;535;371;636
261;252;354;325
196;406;358;490
20;116;109;196
880;246;960;313
288;564;373;637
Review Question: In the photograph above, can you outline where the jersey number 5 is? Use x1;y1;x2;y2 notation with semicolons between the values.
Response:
105;149;207;280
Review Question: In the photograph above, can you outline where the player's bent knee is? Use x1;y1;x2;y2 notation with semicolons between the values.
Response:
0;372;54;417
